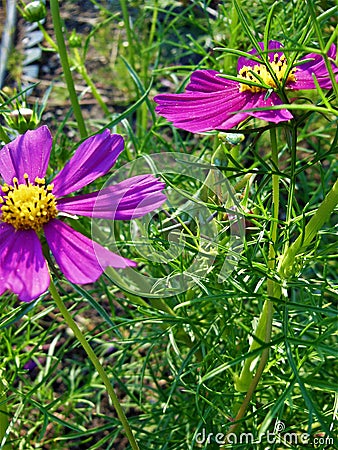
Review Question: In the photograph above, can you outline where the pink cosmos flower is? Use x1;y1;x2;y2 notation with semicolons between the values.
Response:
154;40;338;133
0;126;166;302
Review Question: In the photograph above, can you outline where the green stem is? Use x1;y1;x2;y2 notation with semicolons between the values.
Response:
136;0;159;137
119;0;135;67
48;278;140;450
222;130;281;443
0;378;10;450
224;334;271;440
279;177;338;277
79;66;110;116
233;297;274;392
49;0;87;138
284;125;297;253
230;136;338;435
37;22;58;50
148;0;158;51
234;129;279;393
268;127;279;264
73;49;111;117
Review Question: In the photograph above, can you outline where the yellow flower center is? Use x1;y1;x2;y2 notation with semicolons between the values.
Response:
238;53;296;93
0;174;58;230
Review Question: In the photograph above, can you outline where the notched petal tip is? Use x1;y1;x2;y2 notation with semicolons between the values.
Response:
56;173;166;220
51;130;125;197
0;125;53;184
44;219;136;285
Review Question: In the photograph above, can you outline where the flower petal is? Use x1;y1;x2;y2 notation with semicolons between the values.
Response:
51;130;124;198
155;69;293;131
57;174;166;220
44;219;136;284
245;92;293;123
290;44;338;90
237;41;284;70
184;69;234;92
155;70;251;132
0;126;52;184
0;223;14;295
0;223;50;301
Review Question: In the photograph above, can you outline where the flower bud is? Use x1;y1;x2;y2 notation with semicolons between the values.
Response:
5;107;40;133
69;30;82;48
217;132;245;146
22;1;46;23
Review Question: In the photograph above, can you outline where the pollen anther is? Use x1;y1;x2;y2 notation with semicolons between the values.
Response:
238;53;296;93
1;175;57;230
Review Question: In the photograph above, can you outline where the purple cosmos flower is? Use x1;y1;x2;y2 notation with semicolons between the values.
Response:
0;126;166;302
154;40;338;133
